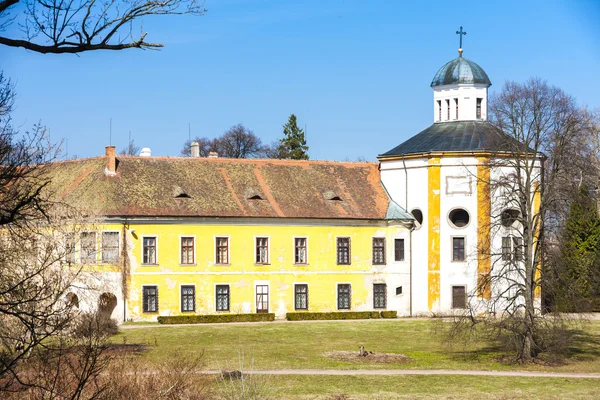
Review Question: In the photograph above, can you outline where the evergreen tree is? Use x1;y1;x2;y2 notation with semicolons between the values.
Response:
549;184;600;311
277;114;309;160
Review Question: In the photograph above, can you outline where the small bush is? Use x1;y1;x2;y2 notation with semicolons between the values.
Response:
286;311;381;321
380;311;397;319
157;313;275;325
72;312;119;338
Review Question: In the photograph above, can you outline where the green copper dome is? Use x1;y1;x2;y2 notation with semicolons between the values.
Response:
430;57;491;87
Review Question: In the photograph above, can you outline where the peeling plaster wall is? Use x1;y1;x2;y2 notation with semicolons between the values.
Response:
124;221;411;321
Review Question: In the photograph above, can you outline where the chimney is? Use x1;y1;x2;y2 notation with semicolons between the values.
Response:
208;151;218;158
140;147;152;157
191;141;200;158
105;146;116;176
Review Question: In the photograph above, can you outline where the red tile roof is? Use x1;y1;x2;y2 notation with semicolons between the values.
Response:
47;155;394;220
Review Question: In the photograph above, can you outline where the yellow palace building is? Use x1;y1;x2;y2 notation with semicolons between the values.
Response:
49;47;539;321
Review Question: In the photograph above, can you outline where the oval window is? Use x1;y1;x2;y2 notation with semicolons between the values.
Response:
449;208;470;228
411;209;424;226
501;209;520;228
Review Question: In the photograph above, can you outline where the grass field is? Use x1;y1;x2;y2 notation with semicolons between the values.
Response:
113;319;600;399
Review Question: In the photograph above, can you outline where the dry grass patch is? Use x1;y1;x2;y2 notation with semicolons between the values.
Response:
324;350;411;364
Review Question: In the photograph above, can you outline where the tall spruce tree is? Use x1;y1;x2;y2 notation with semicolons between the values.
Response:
277;114;309;160
548;184;600;311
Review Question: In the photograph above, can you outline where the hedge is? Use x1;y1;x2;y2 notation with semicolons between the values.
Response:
286;311;383;321
157;313;275;324
380;310;397;319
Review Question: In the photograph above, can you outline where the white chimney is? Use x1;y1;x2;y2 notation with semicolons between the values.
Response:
208;151;218;158
140;147;152;157
191;141;200;158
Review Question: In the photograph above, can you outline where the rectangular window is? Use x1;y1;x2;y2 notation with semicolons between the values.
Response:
437;100;442;121
446;99;450;120
452;285;466;309
294;237;307;264
256;285;269;313
255;237;269;264
181;237;194;265
64;232;76;264
143;286;158;313
337;237;351;265
216;285;230;311
373;283;387;309
394;238;405;262
294;284;308;310
372;238;385;265
476;98;482;119
502;236;523;261
142;236;157;265
452;237;465;261
337;284;351;310
181;285;195;312
513;237;523;261
216;237;229;265
502;236;512;261
101;231;119;263
455;98;459;119
80;231;97;264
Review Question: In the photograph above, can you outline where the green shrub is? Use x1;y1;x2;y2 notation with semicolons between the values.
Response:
285;311;381;321
380;310;398;319
157;313;275;325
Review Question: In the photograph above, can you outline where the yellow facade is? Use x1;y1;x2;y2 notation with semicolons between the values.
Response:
95;221;410;320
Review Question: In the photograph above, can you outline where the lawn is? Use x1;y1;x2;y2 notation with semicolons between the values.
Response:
114;319;600;373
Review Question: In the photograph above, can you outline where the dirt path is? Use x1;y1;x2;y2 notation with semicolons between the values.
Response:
206;369;600;379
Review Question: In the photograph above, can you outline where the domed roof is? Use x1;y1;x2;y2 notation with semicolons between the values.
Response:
430;56;491;87
378;121;531;158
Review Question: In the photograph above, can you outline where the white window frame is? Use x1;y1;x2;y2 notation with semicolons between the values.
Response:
101;230;120;264
141;284;159;313
372;236;386;265
214;235;230;265
254;236;270;265
215;283;231;312
179;235;196;265
451;236;466;263
293;236;308;265
294;282;309;310
254;280;270;313
336;282;352;311
141;235;158;265
179;283;196;312
80;231;97;264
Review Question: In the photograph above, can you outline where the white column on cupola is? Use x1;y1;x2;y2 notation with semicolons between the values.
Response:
431;27;491;123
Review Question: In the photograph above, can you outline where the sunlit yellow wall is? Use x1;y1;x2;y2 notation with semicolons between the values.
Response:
124;222;407;320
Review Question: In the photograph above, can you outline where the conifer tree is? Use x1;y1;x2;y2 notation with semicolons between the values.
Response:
548;184;600;311
277;114;309;160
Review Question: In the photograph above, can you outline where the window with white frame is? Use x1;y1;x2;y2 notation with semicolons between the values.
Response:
142;286;158;313
337;284;351;310
294;284;308;310
452;237;465;261
181;237;194;265
373;283;387;309
337;237;351;265
181;285;195;312
215;237;229;265
452;285;466;309
394;238;405;262
502;236;523;262
80;231;97;264
216;285;230;311
142;236;157;265
372;238;385;265
101;231;119;263
255;237;269;264
294;237;307;264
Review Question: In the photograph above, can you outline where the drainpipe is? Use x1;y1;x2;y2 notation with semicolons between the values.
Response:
402;154;414;317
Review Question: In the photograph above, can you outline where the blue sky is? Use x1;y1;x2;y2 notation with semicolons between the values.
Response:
1;0;599;160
